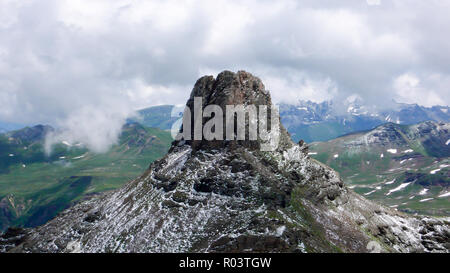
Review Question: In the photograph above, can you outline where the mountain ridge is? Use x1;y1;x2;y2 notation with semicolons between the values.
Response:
2;71;448;253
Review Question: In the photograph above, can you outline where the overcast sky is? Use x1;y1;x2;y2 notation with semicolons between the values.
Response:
1;0;449;151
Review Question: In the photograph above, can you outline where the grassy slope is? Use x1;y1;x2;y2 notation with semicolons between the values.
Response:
308;124;449;216
0;125;172;231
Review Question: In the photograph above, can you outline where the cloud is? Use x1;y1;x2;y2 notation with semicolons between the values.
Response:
0;0;449;152
366;0;381;6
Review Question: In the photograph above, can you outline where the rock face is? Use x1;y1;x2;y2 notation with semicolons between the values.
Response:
2;71;449;253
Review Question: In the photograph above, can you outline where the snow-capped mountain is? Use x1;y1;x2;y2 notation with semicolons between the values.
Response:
280;99;450;143
2;71;448;253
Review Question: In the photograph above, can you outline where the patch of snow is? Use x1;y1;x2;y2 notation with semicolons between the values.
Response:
333;154;339;158
385;180;395;185
307;152;317;155
297;107;308;111
364;190;376;196
438;192;450;198
22;164;26;168
62;141;72;146
430;168;441;174
446;139;450;145
409;196;415;200
59;156;66;159
418;189;428;195
400;160;406;164
72;153;87;160
390;205;398;208
403;149;413;153
376;186;382;190
419;198;434;203
441;108;448;113
65;241;82;253
366;161;370;165
276;225;286;236
8;154;14;157
440;164;449;168
380;153;384;158
387;149;397;154
386;182;411;195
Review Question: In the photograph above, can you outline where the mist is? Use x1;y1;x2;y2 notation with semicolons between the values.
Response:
1;0;450;153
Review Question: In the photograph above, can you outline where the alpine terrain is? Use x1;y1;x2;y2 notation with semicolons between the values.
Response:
308;121;450;216
0;123;171;232
134;99;450;143
1;71;449;253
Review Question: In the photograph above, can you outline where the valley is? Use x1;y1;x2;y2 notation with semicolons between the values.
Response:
0;123;171;231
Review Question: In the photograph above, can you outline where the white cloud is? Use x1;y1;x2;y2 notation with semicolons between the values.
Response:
0;0;449;152
366;0;381;6
393;73;446;107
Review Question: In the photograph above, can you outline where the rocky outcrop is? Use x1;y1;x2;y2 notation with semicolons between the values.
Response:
4;71;449;253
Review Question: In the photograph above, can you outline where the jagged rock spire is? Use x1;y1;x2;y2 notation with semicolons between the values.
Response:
173;70;292;151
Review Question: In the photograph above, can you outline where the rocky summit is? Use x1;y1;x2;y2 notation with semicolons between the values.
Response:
2;71;449;253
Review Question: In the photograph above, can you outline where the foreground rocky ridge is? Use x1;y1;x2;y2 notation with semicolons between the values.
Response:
2;71;449;253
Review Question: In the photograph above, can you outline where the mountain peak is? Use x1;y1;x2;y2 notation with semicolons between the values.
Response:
174;70;293;152
3;72;449;253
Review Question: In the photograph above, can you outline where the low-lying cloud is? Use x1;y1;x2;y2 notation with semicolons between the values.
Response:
1;0;449;153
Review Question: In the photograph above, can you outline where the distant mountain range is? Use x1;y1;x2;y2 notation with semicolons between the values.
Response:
0;123;171;231
0;121;27;134
131;101;450;143
0;100;448;232
308;121;449;216
4;71;448;253
280;100;450;143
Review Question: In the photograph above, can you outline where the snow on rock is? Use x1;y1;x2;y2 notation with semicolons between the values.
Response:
364;190;376;196
438;192;450;198
62;141;72;146
4;70;448;254
386;183;411;195
430;169;441;174
385;180;395;185
72;154;87;160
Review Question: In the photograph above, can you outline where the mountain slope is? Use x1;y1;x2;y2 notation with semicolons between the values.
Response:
0;123;172;231
3;71;448;253
308;121;450;216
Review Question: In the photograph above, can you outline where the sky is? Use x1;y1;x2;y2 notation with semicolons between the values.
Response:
0;0;449;152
